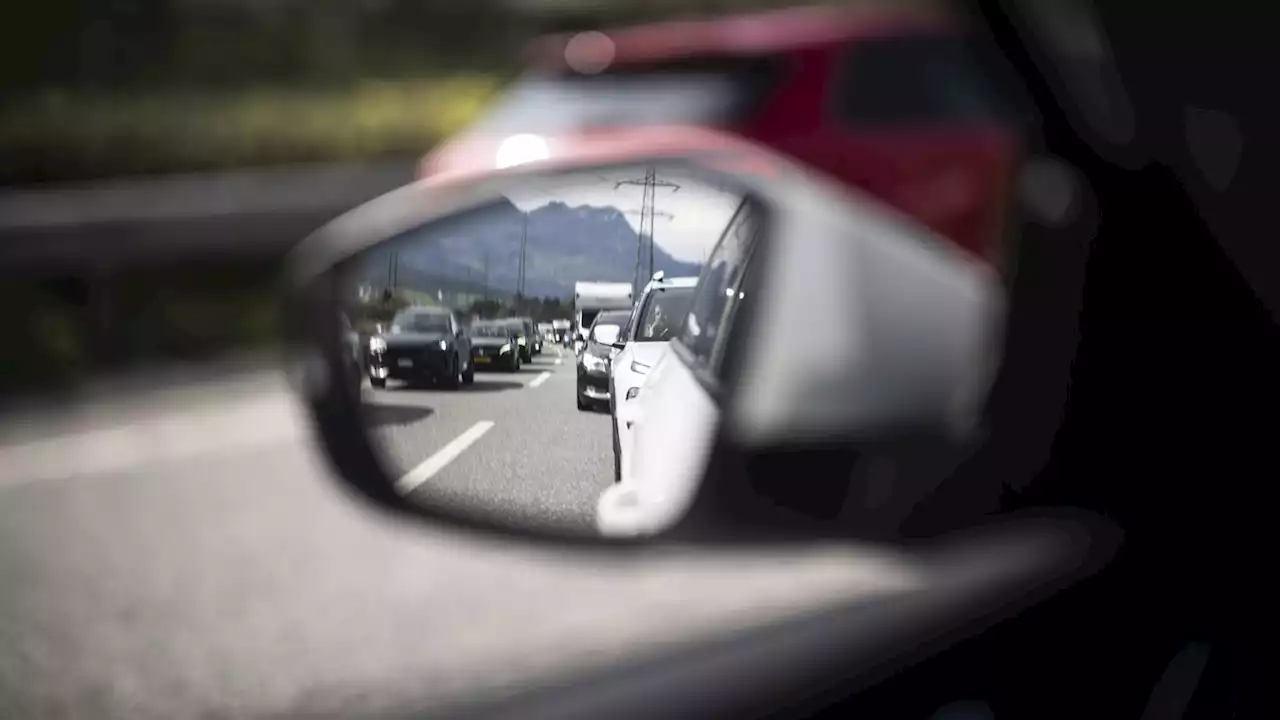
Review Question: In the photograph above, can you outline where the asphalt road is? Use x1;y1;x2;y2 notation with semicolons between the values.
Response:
363;343;613;534
0;354;926;719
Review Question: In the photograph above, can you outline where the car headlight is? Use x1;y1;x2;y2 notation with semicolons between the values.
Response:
369;337;387;353
438;340;449;351
583;354;607;372
499;343;511;354
630;360;652;375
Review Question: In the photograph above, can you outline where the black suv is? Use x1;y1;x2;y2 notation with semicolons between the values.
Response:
367;307;474;389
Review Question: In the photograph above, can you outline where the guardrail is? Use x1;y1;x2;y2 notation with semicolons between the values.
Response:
0;159;421;394
0;158;420;269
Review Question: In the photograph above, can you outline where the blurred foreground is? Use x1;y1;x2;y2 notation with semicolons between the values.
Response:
0;358;918;719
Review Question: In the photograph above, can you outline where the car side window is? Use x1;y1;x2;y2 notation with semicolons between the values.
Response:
620;292;645;344
708;241;764;382
676;200;758;369
832;35;1009;126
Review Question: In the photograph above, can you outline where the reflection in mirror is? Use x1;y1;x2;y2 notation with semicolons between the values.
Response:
335;163;744;537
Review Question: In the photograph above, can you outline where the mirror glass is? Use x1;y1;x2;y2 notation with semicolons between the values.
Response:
334;162;745;537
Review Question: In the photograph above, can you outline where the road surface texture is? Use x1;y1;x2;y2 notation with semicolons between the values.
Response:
0;353;926;719
364;345;612;534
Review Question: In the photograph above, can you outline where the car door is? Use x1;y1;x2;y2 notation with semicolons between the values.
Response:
609;297;643;418
622;201;760;525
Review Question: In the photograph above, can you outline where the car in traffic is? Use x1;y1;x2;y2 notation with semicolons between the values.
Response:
608;272;698;482
517;316;543;356
576;309;632;411
468;319;522;372
418;3;1023;273
367;306;475;389
501;318;534;363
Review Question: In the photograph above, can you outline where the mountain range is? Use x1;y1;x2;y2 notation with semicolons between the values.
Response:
355;197;702;300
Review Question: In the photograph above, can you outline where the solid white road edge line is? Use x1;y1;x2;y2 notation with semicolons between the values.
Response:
395;420;495;495
528;371;552;388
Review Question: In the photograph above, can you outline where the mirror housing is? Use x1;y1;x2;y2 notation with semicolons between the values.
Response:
725;173;1002;450
286;146;1006;546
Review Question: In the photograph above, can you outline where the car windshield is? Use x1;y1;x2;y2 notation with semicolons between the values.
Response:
391;312;450;334
472;324;510;338
634;286;696;342
467;58;781;135
504;322;526;336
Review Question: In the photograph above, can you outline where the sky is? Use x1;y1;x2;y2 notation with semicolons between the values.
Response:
504;166;743;264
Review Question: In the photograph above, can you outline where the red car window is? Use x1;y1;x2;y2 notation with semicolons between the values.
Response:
831;34;1015;127
468;57;785;136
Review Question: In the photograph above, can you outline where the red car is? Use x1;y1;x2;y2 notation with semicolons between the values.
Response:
420;4;1023;273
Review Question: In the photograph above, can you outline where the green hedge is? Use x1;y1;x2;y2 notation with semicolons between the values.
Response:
0;77;502;185
0;263;284;398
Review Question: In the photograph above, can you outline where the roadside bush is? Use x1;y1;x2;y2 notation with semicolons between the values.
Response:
0;76;502;185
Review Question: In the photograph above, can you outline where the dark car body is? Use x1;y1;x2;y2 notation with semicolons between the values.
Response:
469;320;522;372
576;309;631;411
367;307;474;389
518;317;543;355
502;319;534;363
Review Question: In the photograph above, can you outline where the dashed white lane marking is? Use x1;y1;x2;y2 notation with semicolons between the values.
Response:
395;421;495;495
528;371;552;388
554;358;563;366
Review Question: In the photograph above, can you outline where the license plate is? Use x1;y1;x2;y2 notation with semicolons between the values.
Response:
397;358;413;368
474;356;490;364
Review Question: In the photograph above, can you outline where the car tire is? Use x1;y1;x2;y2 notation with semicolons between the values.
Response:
577;393;589;411
370;378;386;389
462;357;475;385
441;355;462;390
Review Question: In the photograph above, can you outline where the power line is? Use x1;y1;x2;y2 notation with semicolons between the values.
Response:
623;207;675;291
517;210;529;299
616;166;680;295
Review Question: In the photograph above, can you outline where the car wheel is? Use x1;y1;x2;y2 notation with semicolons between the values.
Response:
370;377;387;389
577;392;589;411
462;357;475;385
442;356;462;389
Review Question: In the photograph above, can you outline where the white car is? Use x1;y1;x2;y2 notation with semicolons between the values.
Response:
597;180;1001;539
608;272;699;483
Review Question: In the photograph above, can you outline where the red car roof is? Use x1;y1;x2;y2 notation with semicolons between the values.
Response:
419;125;785;188
525;3;955;70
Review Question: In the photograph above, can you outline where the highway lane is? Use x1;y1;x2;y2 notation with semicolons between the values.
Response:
362;344;613;534
0;358;925;720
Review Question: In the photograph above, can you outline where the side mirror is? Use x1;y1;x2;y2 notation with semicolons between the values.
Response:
287;151;1007;545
